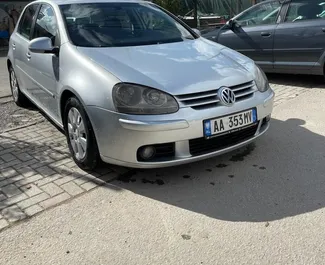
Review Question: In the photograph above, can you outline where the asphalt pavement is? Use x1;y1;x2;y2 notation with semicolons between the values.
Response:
0;86;324;264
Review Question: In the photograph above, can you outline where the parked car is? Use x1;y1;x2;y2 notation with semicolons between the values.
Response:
7;0;274;170
180;9;229;32
203;0;325;76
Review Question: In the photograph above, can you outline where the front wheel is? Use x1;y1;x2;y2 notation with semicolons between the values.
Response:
64;97;100;170
9;66;29;107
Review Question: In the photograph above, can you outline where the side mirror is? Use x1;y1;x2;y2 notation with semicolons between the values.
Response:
226;19;240;29
192;28;201;36
227;19;234;28
29;37;59;55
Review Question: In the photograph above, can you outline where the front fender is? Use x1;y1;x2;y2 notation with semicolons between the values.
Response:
58;43;121;111
314;49;325;75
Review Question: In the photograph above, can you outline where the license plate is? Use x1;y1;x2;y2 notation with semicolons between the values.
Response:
204;108;257;138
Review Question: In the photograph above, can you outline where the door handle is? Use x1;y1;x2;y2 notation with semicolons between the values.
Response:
26;52;31;59
261;32;271;37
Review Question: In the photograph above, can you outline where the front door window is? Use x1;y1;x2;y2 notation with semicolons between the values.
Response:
32;4;58;45
235;1;282;27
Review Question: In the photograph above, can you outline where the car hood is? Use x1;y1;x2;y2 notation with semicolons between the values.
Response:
77;38;256;95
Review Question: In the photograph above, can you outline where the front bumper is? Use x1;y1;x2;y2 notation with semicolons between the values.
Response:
87;89;274;168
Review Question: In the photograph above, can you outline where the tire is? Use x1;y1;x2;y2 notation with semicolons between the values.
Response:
63;97;100;170
9;66;29;107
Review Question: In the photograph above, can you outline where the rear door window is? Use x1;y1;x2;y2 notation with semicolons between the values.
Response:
18;4;39;39
285;0;325;22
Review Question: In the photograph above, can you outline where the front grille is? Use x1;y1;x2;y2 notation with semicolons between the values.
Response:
175;81;256;110
189;123;258;156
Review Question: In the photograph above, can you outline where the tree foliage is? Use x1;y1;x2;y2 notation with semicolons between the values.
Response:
152;0;185;15
152;0;253;16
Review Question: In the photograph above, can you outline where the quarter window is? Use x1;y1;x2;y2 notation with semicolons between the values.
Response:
235;2;281;27
285;0;325;22
18;4;38;39
33;4;58;44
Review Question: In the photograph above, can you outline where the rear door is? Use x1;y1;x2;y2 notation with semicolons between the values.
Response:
273;0;325;73
217;1;282;71
12;4;39;94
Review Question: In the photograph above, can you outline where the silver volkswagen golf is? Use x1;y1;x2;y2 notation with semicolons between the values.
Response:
7;0;274;170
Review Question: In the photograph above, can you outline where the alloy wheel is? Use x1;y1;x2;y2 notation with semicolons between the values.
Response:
67;107;87;161
10;69;19;102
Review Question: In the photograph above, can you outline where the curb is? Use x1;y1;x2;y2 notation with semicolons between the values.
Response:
0;96;13;104
0;119;45;135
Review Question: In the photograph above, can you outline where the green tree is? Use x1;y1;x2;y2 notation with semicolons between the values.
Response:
152;0;183;15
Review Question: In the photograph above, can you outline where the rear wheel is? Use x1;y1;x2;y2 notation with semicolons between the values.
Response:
9;66;29;107
64;97;100;170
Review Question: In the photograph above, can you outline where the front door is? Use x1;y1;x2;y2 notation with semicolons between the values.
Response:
273;0;325;73
12;4;39;94
217;1;282;71
28;3;60;120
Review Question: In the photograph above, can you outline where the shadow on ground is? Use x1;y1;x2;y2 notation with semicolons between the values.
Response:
0;126;124;221
0;101;43;133
110;117;325;223
267;73;325;88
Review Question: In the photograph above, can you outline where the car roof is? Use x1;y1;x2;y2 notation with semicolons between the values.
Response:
48;0;147;5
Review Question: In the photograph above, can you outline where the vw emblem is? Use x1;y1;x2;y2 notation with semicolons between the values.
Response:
218;87;236;106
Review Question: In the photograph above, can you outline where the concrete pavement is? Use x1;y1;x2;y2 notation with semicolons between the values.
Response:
0;85;325;264
0;55;10;99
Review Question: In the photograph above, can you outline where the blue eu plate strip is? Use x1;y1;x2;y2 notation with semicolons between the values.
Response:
252;108;257;122
204;120;212;137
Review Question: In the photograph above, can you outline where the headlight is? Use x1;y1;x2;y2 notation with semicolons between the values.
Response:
254;64;269;92
112;83;179;115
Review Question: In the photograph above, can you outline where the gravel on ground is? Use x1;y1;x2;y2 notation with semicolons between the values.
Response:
0;101;44;133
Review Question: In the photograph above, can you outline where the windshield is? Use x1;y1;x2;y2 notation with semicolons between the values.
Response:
60;2;196;47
